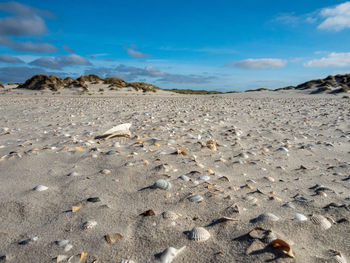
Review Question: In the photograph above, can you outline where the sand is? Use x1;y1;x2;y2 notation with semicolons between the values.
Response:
0;87;349;262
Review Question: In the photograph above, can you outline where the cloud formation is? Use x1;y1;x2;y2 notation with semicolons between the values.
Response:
84;64;215;84
63;45;75;53
318;2;350;31
0;66;48;83
226;58;287;69
304;52;350;67
0;54;24;63
126;46;151;58
0;2;57;53
29;54;91;69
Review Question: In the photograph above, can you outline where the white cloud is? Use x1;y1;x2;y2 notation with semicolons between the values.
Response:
305;52;350;67
125;46;151;58
318;2;350;31
29;54;91;69
226;58;287;69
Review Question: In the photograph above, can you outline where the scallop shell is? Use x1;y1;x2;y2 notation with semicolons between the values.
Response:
333;255;347;263
152;179;172;190
33;185;48;191
199;175;210;181
82;220;97;230
188;194;204;203
160;246;186;263
189;227;210;242
256;213;279;222
295;213;308;221
162;211;179;220
310;215;332;230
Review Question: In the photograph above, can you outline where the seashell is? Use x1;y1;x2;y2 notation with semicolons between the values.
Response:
64;244;73;252
56;255;67;262
283;203;295;209
96;123;132;139
72;205;84;212
269;239;295;258
120;260;136;263
256;213;279;222
279;147;289;152
33;185;48;191
262;147;270;153
105;233;123;244
310;214;332;230
334;255;348;263
83;220;97;230
175;148;187;155
55;240;69;247
100;169;111;174
140;209;155;216
19;236;38;245
160;246;186;263
188;194;203;203
87;197;100;203
152;179;171;190
199;175;210;181
207;168;215;175
295;213;308;221
240;152;249;159
264;176;275;182
189;227;211;241
106;150;116;155
67;172;78;177
179;175;190;182
162;211;179;220
80;252;87;261
248;227;268;239
243;196;258;204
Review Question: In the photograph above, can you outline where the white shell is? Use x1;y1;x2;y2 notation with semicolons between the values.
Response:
101;123;132;139
189;227;210;241
67;172;78;176
188;194;203;203
160;246;186;263
199;175;210;181
310;215;332;230
120;260;136;263
295;213;308;221
334;254;347;263
83;220;97;230
179;175;190;181
162;211;179;220
243;196;258;204
33;185;48;191
55;240;69;247
256;213;279;222
64;244;73;252
153;179;171;190
57;255;67;262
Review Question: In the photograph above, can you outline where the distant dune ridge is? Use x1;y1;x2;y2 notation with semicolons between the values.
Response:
2;72;350;94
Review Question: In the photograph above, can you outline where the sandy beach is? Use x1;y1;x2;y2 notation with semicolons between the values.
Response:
0;87;349;262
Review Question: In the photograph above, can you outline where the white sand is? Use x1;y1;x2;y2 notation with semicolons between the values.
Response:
0;87;349;262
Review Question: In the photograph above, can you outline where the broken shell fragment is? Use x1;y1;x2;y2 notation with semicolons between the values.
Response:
72;205;84;212
95;123;132;140
159;246;186;263
269;239;295;258
189;227;211;242
162;211;179;220
140;209;155;216
83;221;97;230
105;233;123;244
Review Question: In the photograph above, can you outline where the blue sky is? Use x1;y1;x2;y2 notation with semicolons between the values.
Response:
0;0;350;91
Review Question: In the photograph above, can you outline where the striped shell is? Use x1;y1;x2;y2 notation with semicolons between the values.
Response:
33;185;48;191
310;215;332;230
162;211;179;220
257;213;279;222
189;227;210;242
153;179;172;190
188;194;204;203
334;255;347;263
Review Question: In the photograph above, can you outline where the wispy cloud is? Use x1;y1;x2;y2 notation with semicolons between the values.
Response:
0;1;57;53
0;54;24;63
318;2;350;31
125;45;151;58
63;45;75;53
226;58;287;69
304;52;350;67
29;54;91;69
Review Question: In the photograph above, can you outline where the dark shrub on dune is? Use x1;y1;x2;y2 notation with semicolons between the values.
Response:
104;77;128;87
17;74;64;91
63;77;88;90
77;74;103;83
128;82;160;92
